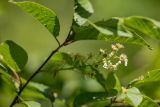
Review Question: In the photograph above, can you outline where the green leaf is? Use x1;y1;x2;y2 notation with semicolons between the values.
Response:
0;40;28;72
21;80;55;101
125;87;143;107
73;18;151;49
73;92;109;107
29;82;55;102
138;96;159;107
23;101;41;107
28;81;49;93
74;0;94;26
124;16;160;40
91;67;108;91
131;69;160;86
106;72;121;94
14;1;60;37
21;86;48;101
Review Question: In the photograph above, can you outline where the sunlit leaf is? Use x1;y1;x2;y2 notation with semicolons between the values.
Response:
14;1;60;37
118;88;157;107
21;80;54;102
74;0;94;26
0;40;28;72
125;87;143;107
73;18;151;49
124;16;160;40
21;87;48;101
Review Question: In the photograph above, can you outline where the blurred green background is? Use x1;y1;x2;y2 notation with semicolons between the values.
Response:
1;0;160;107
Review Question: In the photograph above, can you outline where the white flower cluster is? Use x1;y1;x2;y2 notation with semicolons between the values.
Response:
100;43;128;71
120;54;128;66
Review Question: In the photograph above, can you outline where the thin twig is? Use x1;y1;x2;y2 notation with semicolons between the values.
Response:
55;37;61;47
10;16;75;107
10;26;75;106
10;46;62;107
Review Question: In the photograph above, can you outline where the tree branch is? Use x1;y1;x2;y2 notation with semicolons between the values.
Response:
10;44;63;107
10;16;75;107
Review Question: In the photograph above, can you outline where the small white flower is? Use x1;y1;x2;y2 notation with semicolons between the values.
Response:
120;54;128;66
120;54;127;61
116;43;124;49
111;44;119;51
103;63;108;69
109;52;115;57
107;60;112;65
116;61;122;66
124;59;128;66
100;43;128;71
100;48;105;54
112;64;117;70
